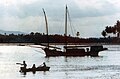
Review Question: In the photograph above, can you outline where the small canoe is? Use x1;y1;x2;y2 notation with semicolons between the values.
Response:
20;66;50;72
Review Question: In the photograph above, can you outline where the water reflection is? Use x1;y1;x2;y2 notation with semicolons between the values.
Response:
20;71;36;75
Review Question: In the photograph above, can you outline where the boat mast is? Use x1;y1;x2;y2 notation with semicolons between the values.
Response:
65;5;68;48
42;8;49;48
65;5;67;37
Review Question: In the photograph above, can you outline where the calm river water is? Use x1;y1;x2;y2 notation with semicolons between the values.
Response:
0;45;120;79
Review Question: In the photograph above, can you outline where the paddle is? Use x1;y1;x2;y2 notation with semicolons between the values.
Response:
16;63;22;65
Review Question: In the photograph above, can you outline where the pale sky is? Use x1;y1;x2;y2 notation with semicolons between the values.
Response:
0;0;120;37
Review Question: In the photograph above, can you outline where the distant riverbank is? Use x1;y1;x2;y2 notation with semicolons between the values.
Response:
0;42;120;46
0;43;34;46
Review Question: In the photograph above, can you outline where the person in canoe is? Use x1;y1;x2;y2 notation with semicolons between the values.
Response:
32;64;36;71
16;61;27;72
43;62;46;67
37;62;46;68
21;61;27;69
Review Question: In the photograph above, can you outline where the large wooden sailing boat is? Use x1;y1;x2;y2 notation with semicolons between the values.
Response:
42;6;107;57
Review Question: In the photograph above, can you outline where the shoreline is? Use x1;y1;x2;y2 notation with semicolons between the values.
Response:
0;42;120;46
42;43;120;45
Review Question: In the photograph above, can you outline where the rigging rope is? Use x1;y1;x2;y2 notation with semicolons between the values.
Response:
67;7;77;37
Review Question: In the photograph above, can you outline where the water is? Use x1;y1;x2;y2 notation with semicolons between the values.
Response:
0;45;120;79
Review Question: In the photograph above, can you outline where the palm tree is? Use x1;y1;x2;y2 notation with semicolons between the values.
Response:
101;30;107;38
116;20;120;38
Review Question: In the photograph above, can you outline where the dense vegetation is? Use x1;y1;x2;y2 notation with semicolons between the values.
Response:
101;20;120;38
0;31;119;44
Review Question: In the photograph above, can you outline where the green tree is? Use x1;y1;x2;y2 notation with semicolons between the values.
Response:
101;30;107;37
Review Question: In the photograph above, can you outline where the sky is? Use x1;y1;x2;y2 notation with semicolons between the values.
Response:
0;0;120;37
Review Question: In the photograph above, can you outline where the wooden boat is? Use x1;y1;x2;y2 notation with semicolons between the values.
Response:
44;45;107;57
20;66;50;72
42;6;108;57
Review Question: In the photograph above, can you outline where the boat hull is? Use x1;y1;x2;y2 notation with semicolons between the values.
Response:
44;48;98;57
44;45;107;57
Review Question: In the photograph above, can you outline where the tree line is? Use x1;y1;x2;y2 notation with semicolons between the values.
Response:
0;31;117;44
101;20;120;38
